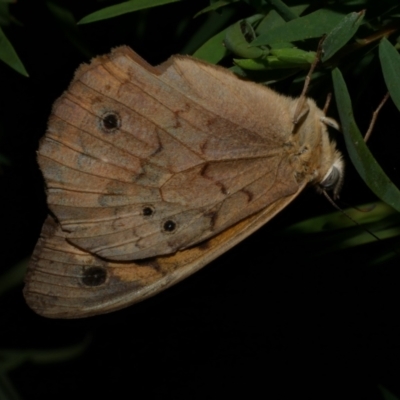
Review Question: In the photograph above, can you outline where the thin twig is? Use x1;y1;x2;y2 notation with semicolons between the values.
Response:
292;37;325;125
364;92;390;142
322;92;332;115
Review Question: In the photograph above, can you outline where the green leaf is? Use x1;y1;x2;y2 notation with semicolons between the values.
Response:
284;202;398;234
192;29;228;64
379;37;400;112
255;5;308;37
332;67;400;213
280;201;400;257
0;337;90;373
0;373;21;400
234;48;315;70
378;385;400;400
0;26;28;77
224;20;265;59
255;9;285;35
0;2;11;26
47;2;92;58
181;5;235;56
194;0;240;18
233;57;272;70
78;0;181;24
270;48;315;64
267;0;298;21
252;9;344;46
0;258;28;297
322;10;365;62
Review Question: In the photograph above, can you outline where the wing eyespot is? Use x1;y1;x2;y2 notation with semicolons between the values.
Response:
162;220;177;233
81;267;107;287
142;206;155;217
100;111;121;132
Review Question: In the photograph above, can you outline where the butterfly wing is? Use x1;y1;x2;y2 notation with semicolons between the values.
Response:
24;182;304;318
39;46;301;261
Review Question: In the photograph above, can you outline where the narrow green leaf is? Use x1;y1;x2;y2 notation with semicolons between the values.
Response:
332;67;400;213
256;9;285;35
182;6;234;56
224;20;265;59
279;201;400;259
234;48;315;70
252;9;344;46
0;3;12;27
233;57;271;70
194;0;239;18
379;37;400;112
0;258;28;297
270;48;315;64
256;5;309;36
280;222;399;259
0;373;21;400
267;0;298;21
0;337;90;372
192;29;228;64
78;0;181;24
378;385;400;400
47;1;76;25
0;26;28;77
47;2;93;58
284;202;398;234
322;10;365;62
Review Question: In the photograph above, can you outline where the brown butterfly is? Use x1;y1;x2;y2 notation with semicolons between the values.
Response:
24;46;344;318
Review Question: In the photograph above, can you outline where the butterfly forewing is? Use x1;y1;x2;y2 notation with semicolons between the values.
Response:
38;47;304;260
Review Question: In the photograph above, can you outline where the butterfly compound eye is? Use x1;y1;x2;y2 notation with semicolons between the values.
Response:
320;166;341;191
319;157;345;200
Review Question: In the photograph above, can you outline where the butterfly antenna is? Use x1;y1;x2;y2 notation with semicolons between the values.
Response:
322;190;384;243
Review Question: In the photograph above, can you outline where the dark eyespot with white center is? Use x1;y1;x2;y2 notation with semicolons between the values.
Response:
81;267;107;287
142;206;154;217
162;220;176;233
100;111;121;132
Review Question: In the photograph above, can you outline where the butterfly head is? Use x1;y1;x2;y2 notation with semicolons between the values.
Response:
291;97;344;199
